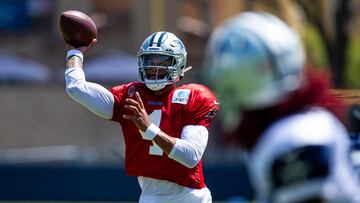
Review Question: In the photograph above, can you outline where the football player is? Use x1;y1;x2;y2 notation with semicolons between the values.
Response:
64;31;219;203
204;11;360;203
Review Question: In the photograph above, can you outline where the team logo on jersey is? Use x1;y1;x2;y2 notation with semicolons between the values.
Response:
172;89;190;104
128;86;135;97
206;109;218;118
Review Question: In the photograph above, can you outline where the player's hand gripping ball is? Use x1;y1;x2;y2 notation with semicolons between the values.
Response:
59;10;97;48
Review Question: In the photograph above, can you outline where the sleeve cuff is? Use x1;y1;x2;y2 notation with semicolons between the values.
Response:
67;49;84;61
168;138;179;159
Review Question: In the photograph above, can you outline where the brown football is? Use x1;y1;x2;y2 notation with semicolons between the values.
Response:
59;10;97;48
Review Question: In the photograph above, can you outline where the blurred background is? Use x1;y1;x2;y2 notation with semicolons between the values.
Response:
0;0;359;202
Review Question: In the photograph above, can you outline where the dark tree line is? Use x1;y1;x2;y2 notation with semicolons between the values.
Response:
296;0;352;87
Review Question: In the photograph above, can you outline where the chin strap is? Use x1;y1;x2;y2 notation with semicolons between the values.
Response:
179;66;192;80
146;83;167;91
183;66;192;74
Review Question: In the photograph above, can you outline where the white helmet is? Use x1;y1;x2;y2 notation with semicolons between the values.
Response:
204;12;305;128
138;31;187;91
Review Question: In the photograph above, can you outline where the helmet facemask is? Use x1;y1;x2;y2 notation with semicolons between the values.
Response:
138;54;178;91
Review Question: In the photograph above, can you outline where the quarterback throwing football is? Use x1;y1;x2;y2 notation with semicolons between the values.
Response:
64;31;218;203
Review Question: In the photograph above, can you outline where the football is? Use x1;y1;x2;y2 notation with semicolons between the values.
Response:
59;10;97;48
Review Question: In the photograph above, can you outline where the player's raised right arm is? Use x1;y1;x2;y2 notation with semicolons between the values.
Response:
65;48;114;120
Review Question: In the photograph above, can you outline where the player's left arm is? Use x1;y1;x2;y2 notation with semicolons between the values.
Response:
163;125;209;168
123;89;218;168
122;92;178;155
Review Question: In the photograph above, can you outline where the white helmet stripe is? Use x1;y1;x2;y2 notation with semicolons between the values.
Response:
151;32;165;47
149;32;158;46
156;32;166;46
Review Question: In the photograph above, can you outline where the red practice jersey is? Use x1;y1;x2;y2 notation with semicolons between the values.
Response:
110;82;219;189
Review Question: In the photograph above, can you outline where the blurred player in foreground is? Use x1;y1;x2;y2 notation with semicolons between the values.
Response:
204;11;360;203
349;104;360;143
64;31;219;203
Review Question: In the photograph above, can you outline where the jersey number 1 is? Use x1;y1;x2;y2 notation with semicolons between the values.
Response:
148;110;163;156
